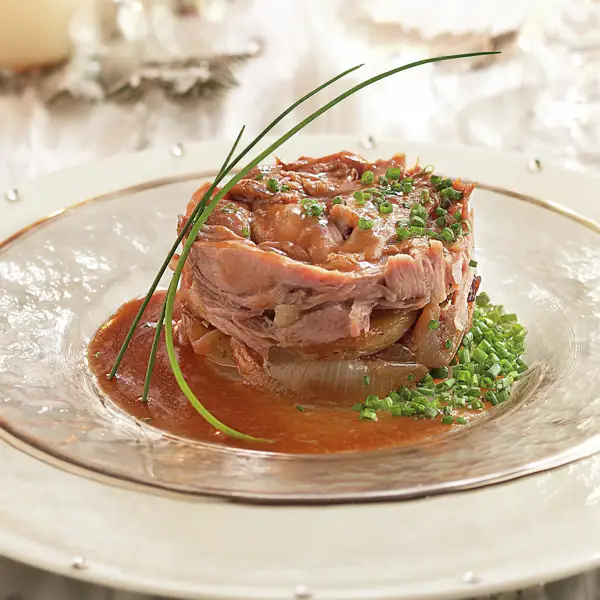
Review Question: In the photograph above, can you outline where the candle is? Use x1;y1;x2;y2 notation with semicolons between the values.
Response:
0;0;80;70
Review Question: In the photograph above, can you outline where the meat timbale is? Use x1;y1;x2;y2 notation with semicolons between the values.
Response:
177;151;477;396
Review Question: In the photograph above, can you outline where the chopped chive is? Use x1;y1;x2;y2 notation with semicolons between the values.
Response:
361;170;375;185
255;172;264;180
359;409;378;421
441;415;453;425
306;202;325;217
396;227;410;241
364;395;379;407
420;189;430;203
411;215;426;228
354;190;366;204
435;177;453;191
386;167;401;180
332;196;343;205
267;178;279;193
410;226;426;236
476;292;491;306
497;389;510;403
472;347;489;364
296;404;307;412
280;183;290;192
469;259;478;268
379;175;389;187
430;366;449;379
358;217;374;230
456;416;468;425
440;227;455;242
364;375;371;386
445;339;453;349
428;319;440;331
241;227;250;238
403;182;413;194
379;201;394;214
352;402;363;411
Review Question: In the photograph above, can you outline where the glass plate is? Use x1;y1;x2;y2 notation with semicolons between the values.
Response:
1;162;600;503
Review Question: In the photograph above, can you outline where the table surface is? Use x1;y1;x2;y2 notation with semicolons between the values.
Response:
1;1;598;598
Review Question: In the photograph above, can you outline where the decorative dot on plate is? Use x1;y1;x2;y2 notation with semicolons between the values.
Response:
5;187;20;202
294;584;312;598
461;570;481;584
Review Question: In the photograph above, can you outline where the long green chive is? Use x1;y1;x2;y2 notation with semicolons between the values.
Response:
113;52;499;439
109;63;369;382
139;125;247;401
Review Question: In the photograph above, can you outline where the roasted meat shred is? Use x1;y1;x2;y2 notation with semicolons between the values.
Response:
178;151;476;390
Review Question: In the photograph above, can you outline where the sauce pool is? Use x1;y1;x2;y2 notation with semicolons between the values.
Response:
89;292;461;454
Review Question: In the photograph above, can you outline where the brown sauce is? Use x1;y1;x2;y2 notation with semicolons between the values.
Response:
89;292;466;454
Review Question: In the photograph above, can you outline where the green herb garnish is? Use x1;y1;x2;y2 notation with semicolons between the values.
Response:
358;217;374;230
361;170;375;185
353;292;527;425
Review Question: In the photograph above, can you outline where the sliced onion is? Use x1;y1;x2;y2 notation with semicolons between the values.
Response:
191;329;236;368
288;309;418;360
265;347;427;403
408;301;474;368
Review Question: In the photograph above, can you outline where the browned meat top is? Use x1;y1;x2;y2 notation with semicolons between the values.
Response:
186;151;473;273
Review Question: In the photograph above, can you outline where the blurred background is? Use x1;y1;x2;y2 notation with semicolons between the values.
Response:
2;0;600;598
2;0;600;192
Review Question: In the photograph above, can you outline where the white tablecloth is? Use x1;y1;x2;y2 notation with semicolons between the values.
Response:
1;1;597;598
